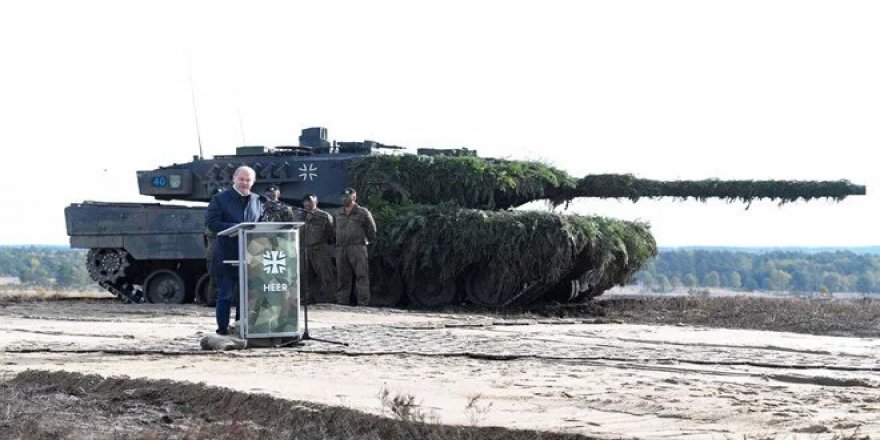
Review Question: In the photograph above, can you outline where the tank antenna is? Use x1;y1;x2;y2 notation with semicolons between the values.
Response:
188;72;204;159
235;95;247;145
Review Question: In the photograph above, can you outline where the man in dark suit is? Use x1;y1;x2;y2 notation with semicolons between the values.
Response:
205;166;262;335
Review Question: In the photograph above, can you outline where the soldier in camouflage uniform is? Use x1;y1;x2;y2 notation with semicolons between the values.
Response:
335;188;377;306
299;194;337;303
260;185;295;222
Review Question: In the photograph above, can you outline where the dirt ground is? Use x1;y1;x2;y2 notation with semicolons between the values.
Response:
0;370;590;440
0;297;878;439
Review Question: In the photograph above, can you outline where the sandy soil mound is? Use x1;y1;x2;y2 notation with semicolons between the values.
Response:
0;370;592;440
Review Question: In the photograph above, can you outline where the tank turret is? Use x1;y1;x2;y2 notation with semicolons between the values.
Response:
66;127;865;306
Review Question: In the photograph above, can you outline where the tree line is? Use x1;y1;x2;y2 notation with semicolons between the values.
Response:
0;246;91;289
3;245;879;294
637;249;880;294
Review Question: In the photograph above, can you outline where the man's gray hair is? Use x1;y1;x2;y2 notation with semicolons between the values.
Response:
233;166;256;180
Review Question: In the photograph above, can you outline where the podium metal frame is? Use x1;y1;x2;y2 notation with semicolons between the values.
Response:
219;222;303;340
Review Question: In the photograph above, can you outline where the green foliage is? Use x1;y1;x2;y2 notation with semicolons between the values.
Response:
352;155;864;210
572;175;864;205
370;202;656;305
727;271;742;289
768;269;792;291
0;246;91;288
352;154;575;209
821;272;845;292
702;271;721;288
641;249;880;293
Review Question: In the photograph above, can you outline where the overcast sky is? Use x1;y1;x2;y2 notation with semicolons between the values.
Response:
1;0;877;247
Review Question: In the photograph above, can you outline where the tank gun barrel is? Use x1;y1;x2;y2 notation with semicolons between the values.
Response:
562;175;866;205
372;142;405;150
352;155;866;210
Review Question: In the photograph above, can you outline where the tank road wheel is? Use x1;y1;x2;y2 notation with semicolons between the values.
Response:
195;273;216;306
463;266;503;307
86;248;131;284
563;270;601;302
464;265;557;307
144;269;188;304
407;277;456;308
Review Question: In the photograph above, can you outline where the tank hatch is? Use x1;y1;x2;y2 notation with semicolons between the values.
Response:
236;146;270;155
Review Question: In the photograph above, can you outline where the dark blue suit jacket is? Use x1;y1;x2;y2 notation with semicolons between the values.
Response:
206;189;263;278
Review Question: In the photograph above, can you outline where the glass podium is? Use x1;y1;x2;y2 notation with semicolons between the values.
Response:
219;222;304;340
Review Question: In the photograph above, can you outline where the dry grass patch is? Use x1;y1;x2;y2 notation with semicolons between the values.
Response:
526;296;880;337
0;288;111;303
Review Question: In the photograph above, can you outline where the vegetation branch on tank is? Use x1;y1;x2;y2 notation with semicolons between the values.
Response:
351;155;575;209
352;155;865;209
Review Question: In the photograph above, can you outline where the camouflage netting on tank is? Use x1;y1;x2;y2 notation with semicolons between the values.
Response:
351;154;575;209
351;155;865;210
371;204;657;306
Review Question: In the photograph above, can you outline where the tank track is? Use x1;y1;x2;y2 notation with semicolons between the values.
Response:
98;280;145;304
86;249;145;303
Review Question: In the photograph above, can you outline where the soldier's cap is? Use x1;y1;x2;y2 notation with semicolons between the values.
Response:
302;193;317;202
265;185;280;192
341;187;356;196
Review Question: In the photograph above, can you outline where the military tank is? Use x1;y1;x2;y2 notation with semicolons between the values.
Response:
65;127;865;307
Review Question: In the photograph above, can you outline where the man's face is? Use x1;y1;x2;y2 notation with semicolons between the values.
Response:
265;189;280;202
342;194;355;207
233;169;255;195
303;199;316;211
